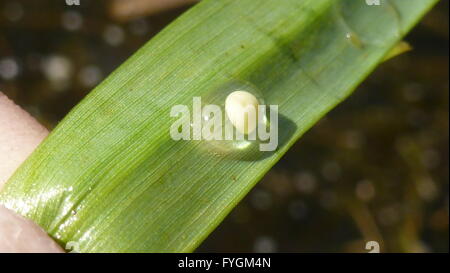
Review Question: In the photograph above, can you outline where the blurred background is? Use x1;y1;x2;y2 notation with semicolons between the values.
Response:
0;0;448;252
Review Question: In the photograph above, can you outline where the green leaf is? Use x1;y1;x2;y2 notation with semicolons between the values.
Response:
382;41;413;62
0;0;438;252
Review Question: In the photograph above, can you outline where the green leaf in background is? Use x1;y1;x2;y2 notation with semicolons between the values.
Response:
0;0;438;252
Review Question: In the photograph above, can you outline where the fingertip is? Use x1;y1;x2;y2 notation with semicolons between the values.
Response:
0;205;64;253
0;92;49;189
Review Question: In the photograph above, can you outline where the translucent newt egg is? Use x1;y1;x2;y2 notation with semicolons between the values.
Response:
195;80;271;159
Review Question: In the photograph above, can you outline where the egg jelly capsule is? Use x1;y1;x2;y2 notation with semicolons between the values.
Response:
196;80;271;159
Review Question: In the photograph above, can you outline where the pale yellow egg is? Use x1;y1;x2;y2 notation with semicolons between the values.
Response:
225;90;259;135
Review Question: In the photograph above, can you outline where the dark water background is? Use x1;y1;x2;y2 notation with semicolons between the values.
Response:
0;0;448;252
